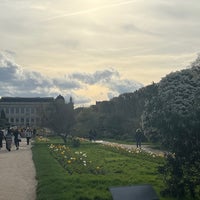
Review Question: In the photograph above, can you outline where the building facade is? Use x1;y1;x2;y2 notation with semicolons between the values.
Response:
0;97;55;127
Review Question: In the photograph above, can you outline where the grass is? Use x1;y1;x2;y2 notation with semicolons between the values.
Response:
32;137;175;200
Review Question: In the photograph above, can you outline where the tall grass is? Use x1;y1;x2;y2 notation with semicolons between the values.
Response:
32;137;175;200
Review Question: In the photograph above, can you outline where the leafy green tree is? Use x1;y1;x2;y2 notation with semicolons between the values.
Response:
42;98;75;143
143;57;200;199
74;83;157;140
74;107;99;138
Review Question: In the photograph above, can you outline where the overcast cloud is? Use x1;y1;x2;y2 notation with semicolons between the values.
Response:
0;0;200;105
0;52;142;106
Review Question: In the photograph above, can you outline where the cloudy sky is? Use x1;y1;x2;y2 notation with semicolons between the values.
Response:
0;0;200;107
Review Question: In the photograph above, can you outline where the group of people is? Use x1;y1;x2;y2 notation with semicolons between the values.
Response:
0;127;35;151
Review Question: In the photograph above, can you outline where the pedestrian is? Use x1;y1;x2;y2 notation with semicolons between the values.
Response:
13;128;21;150
25;128;32;145
0;129;4;150
33;128;37;138
5;128;12;151
89;129;97;142
89;129;93;141
135;128;143;148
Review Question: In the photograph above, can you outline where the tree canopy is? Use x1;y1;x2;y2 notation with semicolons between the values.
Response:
143;56;200;199
42;97;75;143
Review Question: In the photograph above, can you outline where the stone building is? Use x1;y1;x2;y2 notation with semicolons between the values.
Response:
0;96;57;127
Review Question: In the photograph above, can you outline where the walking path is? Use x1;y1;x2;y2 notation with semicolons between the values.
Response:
95;140;166;156
0;138;37;200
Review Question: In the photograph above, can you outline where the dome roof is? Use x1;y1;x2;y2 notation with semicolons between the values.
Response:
55;95;65;103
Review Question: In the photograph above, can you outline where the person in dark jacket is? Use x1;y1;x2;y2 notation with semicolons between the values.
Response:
25;128;32;145
13;128;21;150
135;128;143;148
5;128;12;151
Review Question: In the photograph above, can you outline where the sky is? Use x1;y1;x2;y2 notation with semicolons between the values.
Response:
0;0;200;107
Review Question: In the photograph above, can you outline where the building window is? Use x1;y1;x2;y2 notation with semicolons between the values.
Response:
6;108;9;114
31;108;35;114
26;107;30;113
31;118;35;123
21;118;24;123
10;118;14;123
36;107;39;113
16;118;19;123
16;108;19;113
11;107;14;114
21;108;25;114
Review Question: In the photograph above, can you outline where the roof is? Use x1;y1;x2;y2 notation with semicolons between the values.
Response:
0;97;54;103
55;95;65;101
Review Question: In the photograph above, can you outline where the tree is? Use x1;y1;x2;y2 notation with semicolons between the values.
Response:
143;57;200;199
42;97;75;143
0;109;9;128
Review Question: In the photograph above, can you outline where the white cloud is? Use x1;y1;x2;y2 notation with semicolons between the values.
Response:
0;0;199;92
0;52;143;106
69;69;119;84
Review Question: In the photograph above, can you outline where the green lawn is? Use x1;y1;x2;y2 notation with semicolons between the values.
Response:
32;137;175;200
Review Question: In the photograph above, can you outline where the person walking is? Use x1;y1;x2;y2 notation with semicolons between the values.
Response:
5;128;12;151
33;128;37;138
25;128;32;145
135;128;143;149
13;128;21;150
0;129;4;150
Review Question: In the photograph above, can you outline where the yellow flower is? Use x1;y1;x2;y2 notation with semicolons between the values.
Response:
67;160;71;164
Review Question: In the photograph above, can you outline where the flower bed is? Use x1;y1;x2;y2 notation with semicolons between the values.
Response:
49;144;104;175
100;142;164;163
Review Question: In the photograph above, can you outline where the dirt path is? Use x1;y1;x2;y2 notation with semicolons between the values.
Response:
0;138;37;200
95;140;166;156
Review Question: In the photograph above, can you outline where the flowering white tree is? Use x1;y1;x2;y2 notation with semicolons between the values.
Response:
143;56;200;199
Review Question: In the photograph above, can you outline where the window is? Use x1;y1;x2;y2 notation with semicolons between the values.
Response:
31;108;35;114
21;108;25;114
10;107;14;114
6;108;9;114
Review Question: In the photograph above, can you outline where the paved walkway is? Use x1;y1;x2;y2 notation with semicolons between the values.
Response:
0;138;37;200
95;140;166;156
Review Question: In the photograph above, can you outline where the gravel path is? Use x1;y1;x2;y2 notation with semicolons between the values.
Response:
95;140;166;156
0;138;37;200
